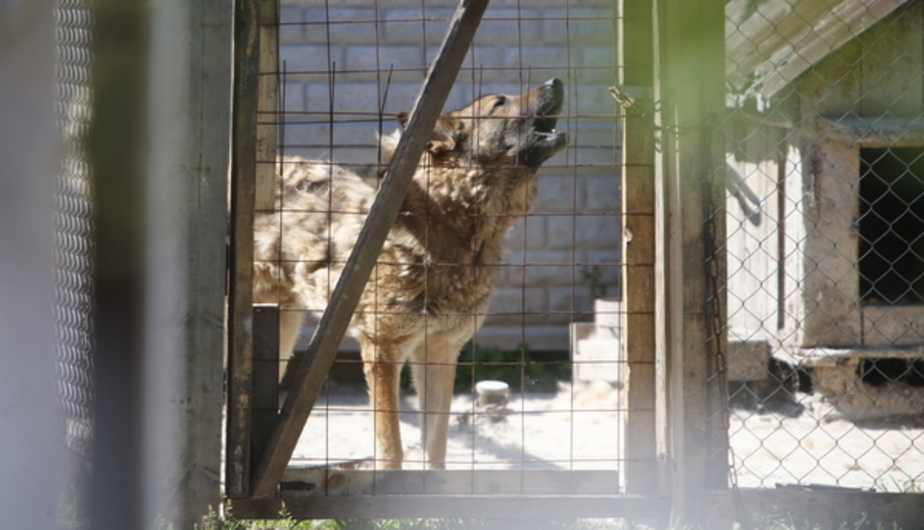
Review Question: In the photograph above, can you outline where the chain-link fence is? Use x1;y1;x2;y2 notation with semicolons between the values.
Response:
53;0;95;461
721;0;924;491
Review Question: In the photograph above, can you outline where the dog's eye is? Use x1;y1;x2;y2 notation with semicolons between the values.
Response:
491;96;507;111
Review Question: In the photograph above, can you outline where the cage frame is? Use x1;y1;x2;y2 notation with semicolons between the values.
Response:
222;0;924;525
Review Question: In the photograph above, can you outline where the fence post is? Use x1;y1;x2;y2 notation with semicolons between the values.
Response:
227;0;262;499
617;0;658;497
171;1;233;525
652;0;728;523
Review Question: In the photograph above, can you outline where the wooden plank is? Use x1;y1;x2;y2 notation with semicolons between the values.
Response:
617;0;657;497
231;494;670;521
817;116;924;147
255;0;279;211
226;0;261;499
703;489;923;530
248;0;492;498
251;305;280;464
278;469;619;497
653;0;728;523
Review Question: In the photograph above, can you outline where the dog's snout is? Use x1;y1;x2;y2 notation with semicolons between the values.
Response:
544;78;563;90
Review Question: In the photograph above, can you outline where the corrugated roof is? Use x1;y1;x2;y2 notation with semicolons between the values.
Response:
726;0;908;98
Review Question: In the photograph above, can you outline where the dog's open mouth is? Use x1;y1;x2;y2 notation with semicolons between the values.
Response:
527;78;568;166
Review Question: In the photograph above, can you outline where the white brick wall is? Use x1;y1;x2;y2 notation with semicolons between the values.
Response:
279;0;622;350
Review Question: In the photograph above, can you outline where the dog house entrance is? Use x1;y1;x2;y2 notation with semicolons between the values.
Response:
859;147;924;305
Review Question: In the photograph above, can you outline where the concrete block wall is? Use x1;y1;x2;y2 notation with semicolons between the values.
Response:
278;0;622;351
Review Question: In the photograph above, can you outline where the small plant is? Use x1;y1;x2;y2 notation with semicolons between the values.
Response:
582;266;608;299
453;342;569;394
399;344;569;395
198;501;326;530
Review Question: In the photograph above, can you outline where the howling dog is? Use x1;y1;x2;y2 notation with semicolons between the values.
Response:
253;78;568;469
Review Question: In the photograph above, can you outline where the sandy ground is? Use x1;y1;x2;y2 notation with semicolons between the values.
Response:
729;392;924;491
292;381;622;472
291;382;924;491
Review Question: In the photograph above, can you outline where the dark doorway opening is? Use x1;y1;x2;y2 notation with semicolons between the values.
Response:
859;147;924;305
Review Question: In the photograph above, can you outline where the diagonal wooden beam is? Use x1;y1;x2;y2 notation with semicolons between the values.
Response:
249;0;491;498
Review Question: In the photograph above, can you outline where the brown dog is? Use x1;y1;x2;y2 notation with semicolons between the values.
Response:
253;79;567;469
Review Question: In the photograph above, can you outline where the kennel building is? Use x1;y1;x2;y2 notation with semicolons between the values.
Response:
721;0;924;497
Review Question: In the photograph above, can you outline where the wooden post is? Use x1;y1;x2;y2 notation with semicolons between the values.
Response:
227;0;261;499
256;0;279;211
652;0;728;523
252;305;280;463
617;0;658;497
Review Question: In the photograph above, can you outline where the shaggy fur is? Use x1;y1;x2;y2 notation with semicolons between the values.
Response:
253;79;568;469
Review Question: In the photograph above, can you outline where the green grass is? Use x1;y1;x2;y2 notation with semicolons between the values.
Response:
198;510;908;530
452;342;569;394
397;342;570;395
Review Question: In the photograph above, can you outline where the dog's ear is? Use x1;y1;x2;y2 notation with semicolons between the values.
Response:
395;112;458;155
426;115;459;156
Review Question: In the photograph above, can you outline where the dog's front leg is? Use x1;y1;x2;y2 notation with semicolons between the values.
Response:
412;334;464;470
414;361;457;469
363;350;404;470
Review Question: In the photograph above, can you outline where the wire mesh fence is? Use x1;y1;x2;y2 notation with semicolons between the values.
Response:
53;0;95;460
252;0;631;480
721;0;924;491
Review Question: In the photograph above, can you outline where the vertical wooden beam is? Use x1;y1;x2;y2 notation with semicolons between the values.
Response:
617;0;658;497
249;0;491;498
227;0;261;499
653;0;728;523
252;305;280;463
256;0;279;211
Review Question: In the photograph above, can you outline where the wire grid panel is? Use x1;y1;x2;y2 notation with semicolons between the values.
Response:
256;1;628;475
53;0;95;459
721;0;924;491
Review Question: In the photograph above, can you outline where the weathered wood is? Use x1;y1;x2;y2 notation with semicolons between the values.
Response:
226;0;261;499
248;0;492;498
726;0;907;99
704;489;923;530
654;0;728;522
801;137;861;347
817;116;924;147
858;1;922;118
231;493;669;521
618;0;657;497
251;305;280;464
278;469;619;497
255;0;279;211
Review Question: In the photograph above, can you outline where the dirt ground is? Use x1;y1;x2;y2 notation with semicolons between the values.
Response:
293;381;622;472
291;382;924;491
